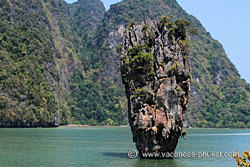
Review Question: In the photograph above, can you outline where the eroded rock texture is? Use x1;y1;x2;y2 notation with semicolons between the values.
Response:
120;18;191;158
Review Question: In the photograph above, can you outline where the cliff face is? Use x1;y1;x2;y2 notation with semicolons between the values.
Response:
69;0;106;36
0;0;64;127
121;19;191;157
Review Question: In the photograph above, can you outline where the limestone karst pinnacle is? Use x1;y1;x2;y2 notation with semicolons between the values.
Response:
120;18;191;158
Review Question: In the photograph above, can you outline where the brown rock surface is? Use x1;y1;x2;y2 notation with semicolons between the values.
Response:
120;18;191;158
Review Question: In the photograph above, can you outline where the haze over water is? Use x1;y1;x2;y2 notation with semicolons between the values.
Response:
0;127;249;167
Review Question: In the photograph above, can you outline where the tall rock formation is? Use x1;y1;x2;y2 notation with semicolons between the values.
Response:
121;18;191;157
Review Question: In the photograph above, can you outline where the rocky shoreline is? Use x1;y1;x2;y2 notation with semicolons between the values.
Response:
0;122;59;128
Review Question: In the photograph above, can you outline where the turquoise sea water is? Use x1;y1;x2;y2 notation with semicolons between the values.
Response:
0;127;250;167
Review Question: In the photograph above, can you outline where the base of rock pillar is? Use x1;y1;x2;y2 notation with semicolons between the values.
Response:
134;128;179;159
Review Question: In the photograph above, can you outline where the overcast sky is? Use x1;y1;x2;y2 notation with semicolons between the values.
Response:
65;0;250;84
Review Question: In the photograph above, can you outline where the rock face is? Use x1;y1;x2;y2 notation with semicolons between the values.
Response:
120;18;191;158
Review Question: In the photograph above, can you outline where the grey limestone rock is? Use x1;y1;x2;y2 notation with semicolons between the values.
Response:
120;18;191;158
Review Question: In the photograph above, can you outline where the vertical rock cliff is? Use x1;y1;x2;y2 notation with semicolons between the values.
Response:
120;18;191;158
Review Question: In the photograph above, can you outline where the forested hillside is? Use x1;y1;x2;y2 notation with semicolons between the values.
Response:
0;0;103;126
0;0;249;127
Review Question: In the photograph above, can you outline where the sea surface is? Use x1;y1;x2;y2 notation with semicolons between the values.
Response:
0;127;250;167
